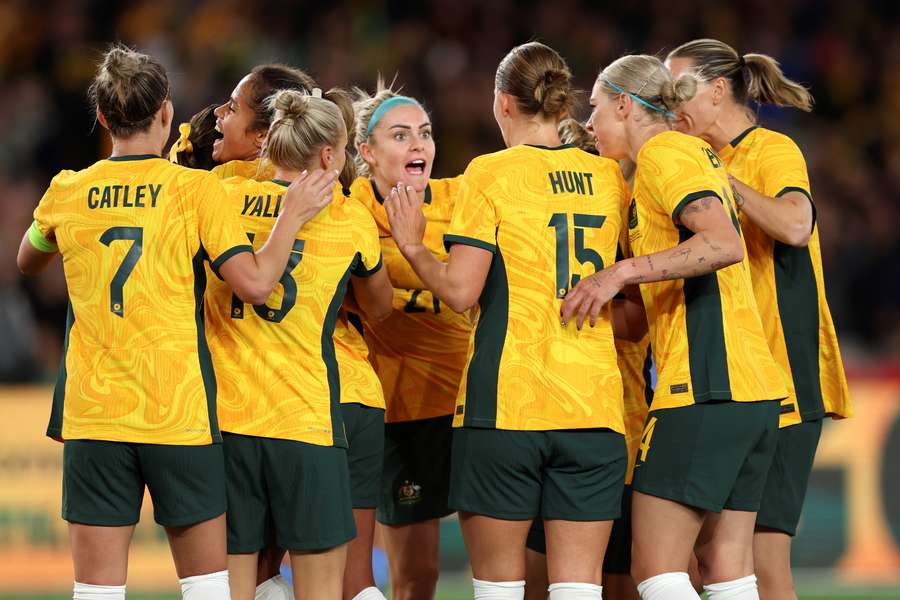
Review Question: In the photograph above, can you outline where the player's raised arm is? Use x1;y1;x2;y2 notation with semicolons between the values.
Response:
217;168;337;304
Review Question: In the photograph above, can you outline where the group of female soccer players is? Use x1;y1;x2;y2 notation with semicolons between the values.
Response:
16;33;852;600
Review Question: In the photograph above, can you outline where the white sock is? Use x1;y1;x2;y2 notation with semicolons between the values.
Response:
473;578;526;599
704;575;759;599
636;572;701;600
179;570;230;600
548;582;603;598
351;587;387;600
256;575;294;600
73;582;126;600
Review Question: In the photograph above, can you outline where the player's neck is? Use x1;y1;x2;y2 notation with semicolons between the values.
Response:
273;167;305;183
628;121;670;163
706;104;756;151
505;119;561;149
109;134;162;159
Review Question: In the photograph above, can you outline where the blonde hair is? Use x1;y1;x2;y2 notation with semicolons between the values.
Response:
668;39;813;112
496;42;575;118
264;88;357;184
599;54;698;119
89;44;169;137
558;118;598;155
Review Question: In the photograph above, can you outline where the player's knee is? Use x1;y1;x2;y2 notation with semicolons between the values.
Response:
179;570;230;600
390;563;440;600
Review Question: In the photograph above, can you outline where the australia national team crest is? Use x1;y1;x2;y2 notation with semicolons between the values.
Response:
398;480;423;505
628;198;638;229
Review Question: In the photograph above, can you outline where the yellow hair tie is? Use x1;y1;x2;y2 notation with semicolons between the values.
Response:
169;122;193;162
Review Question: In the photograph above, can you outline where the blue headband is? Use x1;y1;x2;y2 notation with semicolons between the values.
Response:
602;79;675;119
366;96;421;138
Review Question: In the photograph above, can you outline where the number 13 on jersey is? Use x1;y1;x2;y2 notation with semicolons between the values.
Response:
547;213;606;298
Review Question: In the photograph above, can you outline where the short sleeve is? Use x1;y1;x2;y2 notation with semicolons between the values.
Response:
194;173;254;275
31;171;73;246
352;208;384;277
758;135;812;201
640;142;723;223
443;160;499;253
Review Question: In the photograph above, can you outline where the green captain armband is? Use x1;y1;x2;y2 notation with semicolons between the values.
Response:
28;221;58;253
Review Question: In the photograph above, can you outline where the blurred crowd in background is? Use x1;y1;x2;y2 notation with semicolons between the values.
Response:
1;0;898;382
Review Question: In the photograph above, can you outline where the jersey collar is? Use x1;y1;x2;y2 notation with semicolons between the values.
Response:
370;179;432;205
729;126;758;148
107;154;161;161
524;143;574;151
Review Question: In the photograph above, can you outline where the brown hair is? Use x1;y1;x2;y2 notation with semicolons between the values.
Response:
173;104;219;170
558;118;598;155
88;44;169;137
668;39;813;111
245;64;318;132
264;88;356;184
599;54;698;119
495;42;575;118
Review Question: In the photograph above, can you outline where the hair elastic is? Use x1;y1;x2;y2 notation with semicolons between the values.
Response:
602;79;675;119
365;96;421;138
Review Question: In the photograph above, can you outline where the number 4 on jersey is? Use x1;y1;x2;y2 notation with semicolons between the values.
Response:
548;213;606;298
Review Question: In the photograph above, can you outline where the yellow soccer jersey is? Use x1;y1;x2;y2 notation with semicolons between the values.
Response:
206;179;383;447
719;126;852;426
629;131;787;411
33;155;253;445
350;177;472;423
617;335;652;484
211;158;275;180
209;161;384;411
445;144;626;432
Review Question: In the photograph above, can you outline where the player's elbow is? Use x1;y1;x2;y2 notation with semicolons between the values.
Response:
445;290;479;314
233;281;273;305
719;230;745;267
365;298;393;322
782;221;812;247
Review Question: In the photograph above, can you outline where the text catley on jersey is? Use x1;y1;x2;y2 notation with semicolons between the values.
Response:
445;144;626;433
719;126;851;427
36;155;253;445
628;131;787;411
206;179;383;447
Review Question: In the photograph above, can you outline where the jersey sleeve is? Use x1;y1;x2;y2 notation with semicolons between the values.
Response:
443;160;499;253
757;135;812;201
30;171;74;250
194;173;254;275
351;207;384;277
641;142;723;223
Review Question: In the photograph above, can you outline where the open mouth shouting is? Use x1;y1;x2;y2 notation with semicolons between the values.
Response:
405;159;426;176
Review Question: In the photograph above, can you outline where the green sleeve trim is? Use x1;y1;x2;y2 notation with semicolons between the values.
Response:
28;221;58;253
443;234;497;254
352;254;384;278
776;186;817;231
671;190;722;224
210;244;254;277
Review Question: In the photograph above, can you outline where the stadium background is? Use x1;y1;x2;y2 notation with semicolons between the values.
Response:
1;0;898;597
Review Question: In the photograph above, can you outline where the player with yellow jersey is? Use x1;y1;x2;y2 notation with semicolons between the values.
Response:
667;38;853;600
563;55;787;600
173;64;391;600
203;89;392;600
16;47;336;600
350;81;473;600
388;43;627;600
524;122;653;600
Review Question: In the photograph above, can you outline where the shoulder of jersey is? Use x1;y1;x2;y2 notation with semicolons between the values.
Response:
349;177;378;208
750;127;801;152
639;130;710;162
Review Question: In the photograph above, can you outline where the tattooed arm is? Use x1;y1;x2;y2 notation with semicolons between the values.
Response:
561;194;743;328
730;175;813;247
